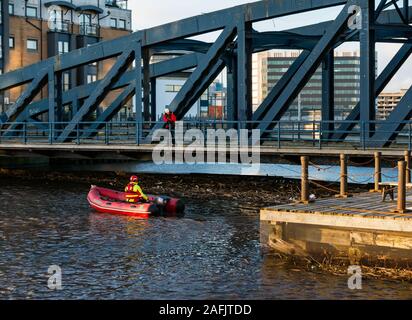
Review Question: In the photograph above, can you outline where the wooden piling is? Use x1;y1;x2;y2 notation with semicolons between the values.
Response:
405;150;411;184
370;151;381;192
336;153;350;198
300;156;309;204
394;160;407;214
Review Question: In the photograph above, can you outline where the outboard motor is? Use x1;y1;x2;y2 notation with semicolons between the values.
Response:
153;196;185;217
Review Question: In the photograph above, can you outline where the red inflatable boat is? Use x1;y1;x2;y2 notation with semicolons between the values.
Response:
87;185;185;218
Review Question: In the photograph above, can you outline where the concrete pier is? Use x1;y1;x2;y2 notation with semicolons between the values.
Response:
260;190;412;267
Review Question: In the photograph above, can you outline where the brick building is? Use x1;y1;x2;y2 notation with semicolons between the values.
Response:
0;0;132;120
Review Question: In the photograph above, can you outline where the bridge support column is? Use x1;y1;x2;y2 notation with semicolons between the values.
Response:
405;150;411;183
48;68;63;140
143;48;151;122
359;0;376;140
150;78;157;122
134;41;143;143
226;54;236;126
48;68;55;126
236;20;253;129
321;50;334;140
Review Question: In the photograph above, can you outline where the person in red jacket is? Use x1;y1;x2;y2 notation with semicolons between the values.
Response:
162;108;176;129
162;108;176;144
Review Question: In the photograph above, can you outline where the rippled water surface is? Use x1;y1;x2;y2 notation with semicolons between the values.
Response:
1;178;412;299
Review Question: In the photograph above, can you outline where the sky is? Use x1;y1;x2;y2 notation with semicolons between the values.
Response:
128;0;411;92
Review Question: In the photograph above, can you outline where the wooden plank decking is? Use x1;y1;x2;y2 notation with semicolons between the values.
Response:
261;190;412;232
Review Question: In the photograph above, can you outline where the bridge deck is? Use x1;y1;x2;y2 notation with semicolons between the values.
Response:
0;143;412;158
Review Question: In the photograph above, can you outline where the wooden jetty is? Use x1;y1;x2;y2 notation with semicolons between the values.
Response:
260;153;412;268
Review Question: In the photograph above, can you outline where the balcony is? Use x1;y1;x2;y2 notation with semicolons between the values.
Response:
105;0;128;9
48;20;72;33
79;23;100;37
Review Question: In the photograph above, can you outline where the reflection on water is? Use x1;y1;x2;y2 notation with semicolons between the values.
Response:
0;178;411;299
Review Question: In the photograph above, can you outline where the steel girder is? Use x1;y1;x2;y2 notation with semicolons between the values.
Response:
368;85;412;147
0;66;49;124
0;0;346;91
169;26;236;117
56;46;137;142
255;1;354;136
3;52;206;138
145;25;237;139
2;0;412;146
252;50;311;122
331;42;412;142
81;83;136;139
321;50;335;138
359;0;376;138
237;19;253;126
134;41;143;142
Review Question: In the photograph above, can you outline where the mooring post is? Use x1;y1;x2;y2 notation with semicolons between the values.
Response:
370;151;381;192
300;156;309;204
395;160;407;214
336;153;350;198
405;150;411;184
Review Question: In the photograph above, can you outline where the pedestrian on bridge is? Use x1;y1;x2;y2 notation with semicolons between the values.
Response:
163;108;177;145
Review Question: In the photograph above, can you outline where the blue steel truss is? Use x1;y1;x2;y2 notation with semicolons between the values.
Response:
0;0;412;147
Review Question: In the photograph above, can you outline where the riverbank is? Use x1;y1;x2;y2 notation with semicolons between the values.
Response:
0;168;370;207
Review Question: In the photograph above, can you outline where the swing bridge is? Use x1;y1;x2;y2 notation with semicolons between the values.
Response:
1;0;412;160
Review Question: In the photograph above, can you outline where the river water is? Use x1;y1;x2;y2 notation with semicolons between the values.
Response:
1;178;412;299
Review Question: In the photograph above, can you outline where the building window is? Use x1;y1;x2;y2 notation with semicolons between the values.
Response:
27;39;38;51
9;37;14;49
9;3;14;15
58;41;69;54
118;19;126;29
26;6;38;18
87;74;97;84
63;72;70;91
165;84;183;92
80;13;92;26
110;18;117;28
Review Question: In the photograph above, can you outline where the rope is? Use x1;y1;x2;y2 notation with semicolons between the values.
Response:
381;172;398;180
309;161;336;171
309;180;340;194
347;176;374;184
277;164;301;175
347;158;374;166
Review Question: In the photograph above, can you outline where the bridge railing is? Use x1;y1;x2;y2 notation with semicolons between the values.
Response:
1;120;412;149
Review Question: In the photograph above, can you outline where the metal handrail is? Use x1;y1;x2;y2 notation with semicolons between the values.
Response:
1;120;412;148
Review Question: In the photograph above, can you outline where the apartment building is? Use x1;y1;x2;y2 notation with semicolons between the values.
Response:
377;89;407;120
253;50;364;121
0;0;132;119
